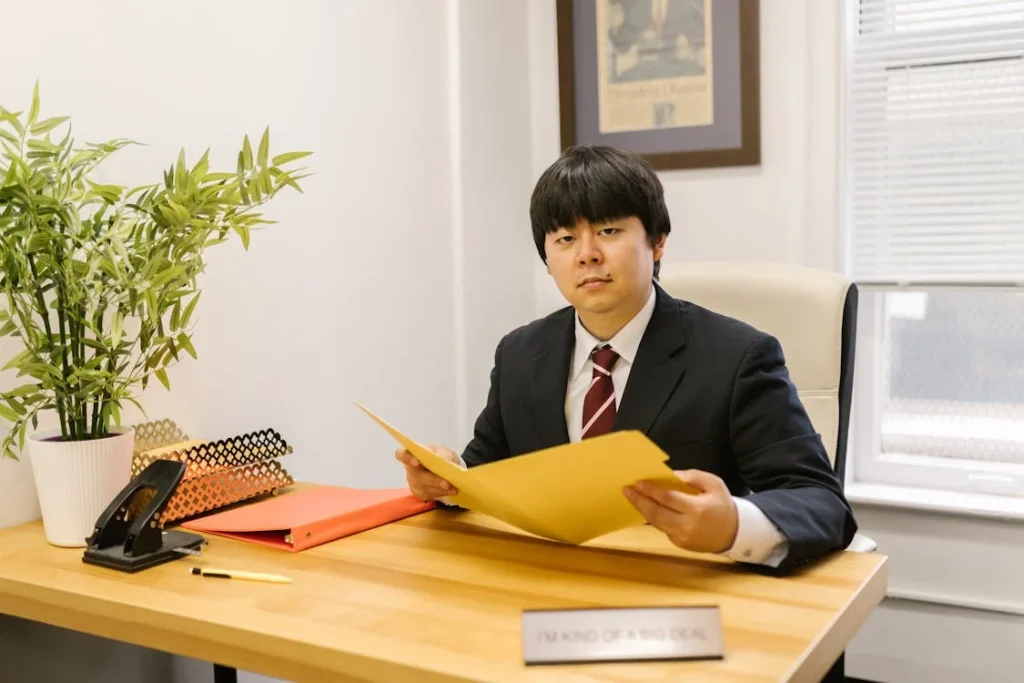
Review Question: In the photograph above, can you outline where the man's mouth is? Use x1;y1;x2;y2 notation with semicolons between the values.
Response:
578;277;611;288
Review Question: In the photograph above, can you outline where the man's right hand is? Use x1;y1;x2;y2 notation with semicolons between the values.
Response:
395;444;462;501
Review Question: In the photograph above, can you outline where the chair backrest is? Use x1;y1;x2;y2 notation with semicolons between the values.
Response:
656;262;858;481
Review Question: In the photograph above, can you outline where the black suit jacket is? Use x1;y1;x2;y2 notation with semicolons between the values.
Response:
460;283;857;574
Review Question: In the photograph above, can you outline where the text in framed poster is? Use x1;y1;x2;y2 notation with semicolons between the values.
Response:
557;0;761;170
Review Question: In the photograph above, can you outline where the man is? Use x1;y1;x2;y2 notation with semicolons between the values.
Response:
396;145;857;575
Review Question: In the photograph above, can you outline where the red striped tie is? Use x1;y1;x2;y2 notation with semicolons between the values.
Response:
581;345;619;439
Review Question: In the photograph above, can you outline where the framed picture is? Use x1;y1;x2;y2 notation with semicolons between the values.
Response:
556;0;761;171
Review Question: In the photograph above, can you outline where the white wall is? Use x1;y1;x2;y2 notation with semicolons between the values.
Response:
848;506;1024;682
453;0;538;442
528;2;1024;682
0;1;535;681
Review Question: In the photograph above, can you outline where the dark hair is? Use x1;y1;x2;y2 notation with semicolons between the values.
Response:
529;145;670;278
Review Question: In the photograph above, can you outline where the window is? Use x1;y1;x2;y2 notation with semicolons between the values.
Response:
843;0;1024;499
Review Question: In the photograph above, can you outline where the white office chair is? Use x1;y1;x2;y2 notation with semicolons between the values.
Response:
658;261;876;553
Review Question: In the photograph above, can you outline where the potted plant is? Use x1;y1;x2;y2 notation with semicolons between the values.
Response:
0;83;311;546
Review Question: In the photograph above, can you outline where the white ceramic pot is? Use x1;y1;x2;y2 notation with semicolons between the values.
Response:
0;452;42;530
29;428;135;547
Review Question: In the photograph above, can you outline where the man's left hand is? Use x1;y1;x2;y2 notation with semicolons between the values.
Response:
623;469;739;554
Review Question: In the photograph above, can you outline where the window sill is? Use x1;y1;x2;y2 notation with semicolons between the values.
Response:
846;481;1024;522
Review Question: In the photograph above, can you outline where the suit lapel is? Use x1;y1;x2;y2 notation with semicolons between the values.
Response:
614;285;689;435
529;311;574;448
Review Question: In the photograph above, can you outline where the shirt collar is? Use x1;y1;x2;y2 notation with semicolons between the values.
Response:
570;284;657;382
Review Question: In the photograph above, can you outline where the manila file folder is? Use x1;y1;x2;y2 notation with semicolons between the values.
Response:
182;485;434;552
357;403;696;545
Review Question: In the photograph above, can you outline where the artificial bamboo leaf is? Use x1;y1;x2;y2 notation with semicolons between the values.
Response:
242;135;253;171
163;338;179;364
236;152;250;204
5;384;41;398
28;82;40;126
98;253;119;281
1;161;17;187
249;176;262;203
86;180;124;198
151;264;188;290
192;148;210;177
23;362;63;380
177;332;196;359
27;138;59;152
144;289;158;326
125;183;157;200
2;113;23;138
175;148;187;190
170;301;181;331
29;116;69;135
0;107;23;124
111;309;124;346
201;172;236;182
272;170;304;194
187;218;217;230
0;404;18;422
234;224;251;250
179;292;201;329
204;234;228;248
143;346;161;369
2;348;34;372
157;204;178;225
257;127;269;167
154;368;170;390
79;338;108;352
120;395;147;418
165;288;194;302
271;151;313;165
166;201;190;223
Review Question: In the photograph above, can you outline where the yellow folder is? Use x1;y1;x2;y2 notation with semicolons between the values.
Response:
356;403;696;545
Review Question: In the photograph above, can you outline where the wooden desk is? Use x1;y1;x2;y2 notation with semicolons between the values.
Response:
0;506;886;682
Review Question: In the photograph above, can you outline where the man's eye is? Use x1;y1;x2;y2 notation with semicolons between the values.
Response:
601;228;619;236
557;235;575;244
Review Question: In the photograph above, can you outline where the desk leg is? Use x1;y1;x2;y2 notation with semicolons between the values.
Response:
213;664;238;683
821;653;844;682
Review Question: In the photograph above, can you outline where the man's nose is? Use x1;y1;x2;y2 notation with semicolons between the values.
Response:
576;233;603;264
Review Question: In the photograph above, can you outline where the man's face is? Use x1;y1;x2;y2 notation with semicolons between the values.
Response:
544;216;665;320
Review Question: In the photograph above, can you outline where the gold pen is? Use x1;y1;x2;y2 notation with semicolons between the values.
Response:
189;567;293;584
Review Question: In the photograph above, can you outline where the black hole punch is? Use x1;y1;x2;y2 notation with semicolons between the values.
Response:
82;459;206;573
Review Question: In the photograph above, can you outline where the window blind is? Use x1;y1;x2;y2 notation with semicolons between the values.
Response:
846;0;1024;286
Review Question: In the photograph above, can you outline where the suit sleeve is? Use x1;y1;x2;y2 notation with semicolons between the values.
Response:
728;333;858;574
460;336;511;468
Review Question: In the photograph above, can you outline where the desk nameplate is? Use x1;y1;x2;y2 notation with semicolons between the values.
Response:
522;605;724;665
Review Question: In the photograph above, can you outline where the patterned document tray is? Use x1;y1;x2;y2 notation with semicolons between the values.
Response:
130;419;294;525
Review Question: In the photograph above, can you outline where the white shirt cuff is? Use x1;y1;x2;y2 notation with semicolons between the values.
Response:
723;496;789;568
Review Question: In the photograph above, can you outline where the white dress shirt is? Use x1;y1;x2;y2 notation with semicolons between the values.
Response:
566;285;789;568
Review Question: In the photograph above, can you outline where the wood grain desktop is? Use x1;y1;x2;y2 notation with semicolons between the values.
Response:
0;491;886;682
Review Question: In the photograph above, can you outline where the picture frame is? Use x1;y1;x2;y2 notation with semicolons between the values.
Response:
556;0;761;171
